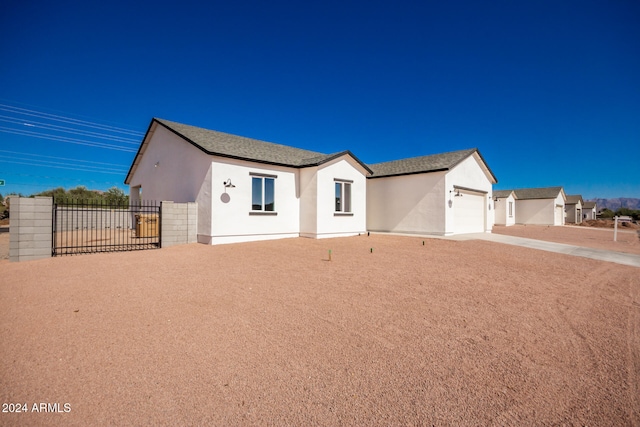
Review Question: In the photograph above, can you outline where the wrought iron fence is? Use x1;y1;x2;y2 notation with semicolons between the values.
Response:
52;198;161;256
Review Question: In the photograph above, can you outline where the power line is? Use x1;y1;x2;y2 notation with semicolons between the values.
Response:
0;115;140;144
0;126;138;152
0;156;127;175
1;170;126;185
0;149;130;168
0;103;145;136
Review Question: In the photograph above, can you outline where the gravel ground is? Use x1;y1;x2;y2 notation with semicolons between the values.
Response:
1;230;639;426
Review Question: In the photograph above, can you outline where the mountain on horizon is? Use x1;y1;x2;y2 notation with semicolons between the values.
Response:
588;198;640;211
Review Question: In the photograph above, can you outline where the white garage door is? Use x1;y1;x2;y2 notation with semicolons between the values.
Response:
452;190;485;234
555;205;564;225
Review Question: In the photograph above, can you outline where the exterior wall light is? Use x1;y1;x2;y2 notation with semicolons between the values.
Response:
223;179;235;188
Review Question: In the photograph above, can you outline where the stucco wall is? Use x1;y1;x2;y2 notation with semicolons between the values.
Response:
299;167;318;236
203;158;300;244
444;154;494;234
583;206;596;220
494;195;516;226
299;157;368;239
128;124;213;237
367;172;446;235
565;202;583;224
314;157;368;238
516;199;556;225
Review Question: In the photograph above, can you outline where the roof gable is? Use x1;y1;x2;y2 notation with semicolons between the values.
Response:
125;119;372;183
493;190;516;199
565;194;584;205
367;148;497;183
510;186;565;200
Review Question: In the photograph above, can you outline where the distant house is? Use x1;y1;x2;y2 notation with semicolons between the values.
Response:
581;201;596;221
500;186;566;226
126;119;499;244
493;190;517;226
367;149;497;235
564;195;584;224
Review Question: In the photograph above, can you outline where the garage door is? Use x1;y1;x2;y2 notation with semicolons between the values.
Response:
452;190;485;234
555;205;564;225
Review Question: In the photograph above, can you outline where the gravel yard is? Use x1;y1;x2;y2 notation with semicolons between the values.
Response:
1;229;639;426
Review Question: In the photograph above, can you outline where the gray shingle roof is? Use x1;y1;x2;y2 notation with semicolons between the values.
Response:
126;119;496;184
367;148;497;182
565;194;584;205
493;190;515;198
583;201;596;209
156;118;330;167
509;186;564;200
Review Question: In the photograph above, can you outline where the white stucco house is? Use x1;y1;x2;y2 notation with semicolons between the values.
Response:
493;190;517;226
564;195;584;224
125;119;372;244
126;118;499;244
366;149;497;235
582;201;597;220
503;187;566;226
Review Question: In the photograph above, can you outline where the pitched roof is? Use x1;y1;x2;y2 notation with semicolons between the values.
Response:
155;118;365;168
583;201;596;209
493;190;516;199
510;186;565;200
565;194;584;205
125;119;372;183
125;119;497;185
367;148;497;182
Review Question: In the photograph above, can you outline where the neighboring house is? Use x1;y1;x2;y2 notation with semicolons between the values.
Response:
564;195;584;224
125;119;372;245
582;201;597;220
493;190;517;226
501;186;566;225
366;149;497;235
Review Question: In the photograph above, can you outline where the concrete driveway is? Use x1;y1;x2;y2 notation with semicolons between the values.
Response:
450;232;640;268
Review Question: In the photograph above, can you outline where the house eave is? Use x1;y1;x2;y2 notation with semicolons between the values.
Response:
367;168;450;179
124;119;157;185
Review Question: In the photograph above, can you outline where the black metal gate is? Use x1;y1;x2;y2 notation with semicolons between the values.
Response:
52;199;161;256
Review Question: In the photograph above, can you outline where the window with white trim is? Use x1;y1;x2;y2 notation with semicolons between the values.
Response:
334;179;352;213
508;201;513;217
251;173;276;213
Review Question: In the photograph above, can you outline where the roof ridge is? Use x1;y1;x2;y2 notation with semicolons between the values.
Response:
367;147;477;167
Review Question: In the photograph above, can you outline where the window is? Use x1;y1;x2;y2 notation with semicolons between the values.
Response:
251;173;276;213
508;201;513;217
334;179;352;213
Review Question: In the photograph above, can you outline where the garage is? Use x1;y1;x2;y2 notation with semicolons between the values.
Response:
367;148;497;236
555;205;564;226
452;188;486;234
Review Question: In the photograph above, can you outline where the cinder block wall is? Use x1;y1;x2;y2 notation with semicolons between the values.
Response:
161;201;197;247
9;197;53;262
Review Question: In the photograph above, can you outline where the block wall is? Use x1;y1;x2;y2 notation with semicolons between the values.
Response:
9;197;53;262
161;201;198;247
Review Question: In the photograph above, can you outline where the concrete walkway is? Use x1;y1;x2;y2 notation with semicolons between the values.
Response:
449;232;640;268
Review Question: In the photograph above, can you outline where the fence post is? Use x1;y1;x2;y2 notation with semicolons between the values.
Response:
614;216;618;242
9;197;53;262
160;201;197;247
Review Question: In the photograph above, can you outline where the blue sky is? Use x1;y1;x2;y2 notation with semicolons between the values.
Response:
1;0;638;199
